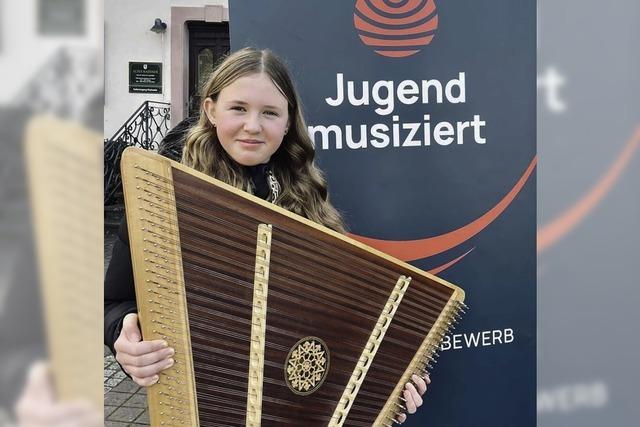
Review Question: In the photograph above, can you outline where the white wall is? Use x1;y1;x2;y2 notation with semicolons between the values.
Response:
104;0;227;138
0;0;102;104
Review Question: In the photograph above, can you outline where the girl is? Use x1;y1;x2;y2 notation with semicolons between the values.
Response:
104;47;428;423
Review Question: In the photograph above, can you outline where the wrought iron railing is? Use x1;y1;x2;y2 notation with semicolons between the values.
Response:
12;47;102;123
104;101;171;205
3;47;102;239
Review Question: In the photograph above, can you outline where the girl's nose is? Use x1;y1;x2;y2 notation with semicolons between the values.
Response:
243;113;261;133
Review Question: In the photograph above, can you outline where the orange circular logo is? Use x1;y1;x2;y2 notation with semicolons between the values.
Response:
354;0;439;58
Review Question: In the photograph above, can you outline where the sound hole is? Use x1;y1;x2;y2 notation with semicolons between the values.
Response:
284;337;330;395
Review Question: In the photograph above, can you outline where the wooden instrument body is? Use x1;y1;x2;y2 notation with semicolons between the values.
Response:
121;148;465;426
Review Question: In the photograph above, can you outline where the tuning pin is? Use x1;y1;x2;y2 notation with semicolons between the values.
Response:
393;400;407;412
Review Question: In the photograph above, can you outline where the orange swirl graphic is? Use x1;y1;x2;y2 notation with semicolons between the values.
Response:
350;157;537;262
537;127;640;253
357;0;436;25
355;0;439;58
368;0;427;15
428;248;475;275
354;14;438;36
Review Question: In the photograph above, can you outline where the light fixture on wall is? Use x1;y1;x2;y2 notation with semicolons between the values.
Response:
150;18;167;34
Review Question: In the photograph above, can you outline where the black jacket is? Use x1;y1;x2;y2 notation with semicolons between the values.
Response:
104;217;138;355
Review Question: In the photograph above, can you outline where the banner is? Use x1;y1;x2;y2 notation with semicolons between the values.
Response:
230;1;536;425
537;1;640;426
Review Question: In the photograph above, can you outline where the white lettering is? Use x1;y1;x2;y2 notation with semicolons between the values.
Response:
370;123;390;148
421;79;443;104
456;121;470;144
347;80;369;106
311;114;488;151
471;115;487;144
325;72;468;116
434;121;454;145
453;334;462;350
481;330;491;346
464;332;480;347
401;122;421;147
325;73;344;106
445;72;466;103
492;329;503;344
345;124;367;149
440;334;451;351
423;114;431;146
372;80;395;115
392;115;400;147
441;328;516;351
504;328;514;343
537;66;567;113
397;80;420;104
308;125;342;150
538;382;609;414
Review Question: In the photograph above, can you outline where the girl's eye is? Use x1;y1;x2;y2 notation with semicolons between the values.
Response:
231;106;245;112
264;111;279;117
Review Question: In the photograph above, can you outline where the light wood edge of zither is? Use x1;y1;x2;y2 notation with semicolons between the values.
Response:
121;148;200;427
25;116;104;408
373;289;465;426
122;147;466;301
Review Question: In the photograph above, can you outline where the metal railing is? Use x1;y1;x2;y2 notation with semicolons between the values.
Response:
12;47;102;123
104;101;171;205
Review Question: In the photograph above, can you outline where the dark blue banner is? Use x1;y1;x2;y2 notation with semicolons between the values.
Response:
230;1;536;425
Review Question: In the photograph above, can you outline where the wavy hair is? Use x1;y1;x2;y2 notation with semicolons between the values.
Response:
182;47;346;233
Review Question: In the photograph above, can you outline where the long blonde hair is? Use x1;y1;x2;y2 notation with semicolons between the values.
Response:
182;47;346;233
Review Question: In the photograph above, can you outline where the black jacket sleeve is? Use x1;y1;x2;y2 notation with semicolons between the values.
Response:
104;216;138;355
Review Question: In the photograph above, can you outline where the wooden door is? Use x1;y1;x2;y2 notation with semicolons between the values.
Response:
187;21;230;117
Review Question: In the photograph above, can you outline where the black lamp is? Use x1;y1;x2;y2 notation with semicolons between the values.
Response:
150;18;167;34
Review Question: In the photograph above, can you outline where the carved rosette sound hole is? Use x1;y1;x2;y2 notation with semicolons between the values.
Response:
285;337;330;395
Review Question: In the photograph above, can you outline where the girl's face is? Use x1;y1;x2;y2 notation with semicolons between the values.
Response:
204;73;290;166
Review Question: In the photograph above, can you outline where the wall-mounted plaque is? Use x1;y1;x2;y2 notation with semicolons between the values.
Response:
129;62;162;94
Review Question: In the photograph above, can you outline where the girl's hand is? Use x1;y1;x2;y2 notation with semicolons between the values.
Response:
114;313;175;386
15;362;102;427
396;373;431;424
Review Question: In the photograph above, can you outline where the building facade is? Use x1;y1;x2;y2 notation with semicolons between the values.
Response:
104;0;230;138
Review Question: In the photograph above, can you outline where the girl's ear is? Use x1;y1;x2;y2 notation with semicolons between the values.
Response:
203;97;217;127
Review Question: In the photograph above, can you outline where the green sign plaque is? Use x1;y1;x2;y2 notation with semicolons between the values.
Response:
129;62;162;94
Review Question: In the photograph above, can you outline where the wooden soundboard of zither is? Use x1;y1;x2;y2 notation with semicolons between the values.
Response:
121;147;466;427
